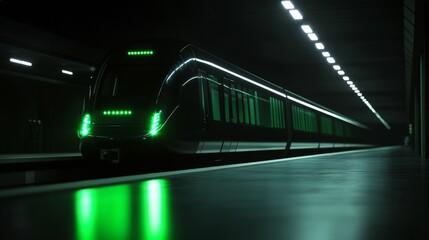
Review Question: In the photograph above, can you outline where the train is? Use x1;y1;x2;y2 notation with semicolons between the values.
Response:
78;38;376;165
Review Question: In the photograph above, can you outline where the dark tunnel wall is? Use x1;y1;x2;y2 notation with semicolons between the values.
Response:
0;74;86;153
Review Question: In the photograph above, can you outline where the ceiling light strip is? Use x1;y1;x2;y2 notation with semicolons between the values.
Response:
10;58;32;66
281;0;390;129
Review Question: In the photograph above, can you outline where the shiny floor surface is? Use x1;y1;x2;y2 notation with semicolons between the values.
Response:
0;146;428;240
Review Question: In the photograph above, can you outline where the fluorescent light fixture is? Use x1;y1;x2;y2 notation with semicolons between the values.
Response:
281;1;294;9
326;57;335;63
307;33;318;41
301;25;312;33
315;43;325;49
289;10;303;20
280;2;390;130
62;70;73;75
322;52;330;57
10;58;32;66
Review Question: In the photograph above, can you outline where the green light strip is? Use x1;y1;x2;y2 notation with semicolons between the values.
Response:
79;114;91;137
103;110;133;116
149;111;162;136
127;50;154;56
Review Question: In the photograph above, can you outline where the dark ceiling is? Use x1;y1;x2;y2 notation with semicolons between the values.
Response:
0;0;407;137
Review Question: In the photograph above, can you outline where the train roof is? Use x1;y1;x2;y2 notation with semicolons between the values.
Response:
180;44;369;129
98;38;369;129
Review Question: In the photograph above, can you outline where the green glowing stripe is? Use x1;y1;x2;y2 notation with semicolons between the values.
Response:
127;50;154;56
149;111;162;136
79;114;91;137
103;110;133;116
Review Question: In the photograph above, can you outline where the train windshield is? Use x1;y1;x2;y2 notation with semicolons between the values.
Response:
97;64;167;97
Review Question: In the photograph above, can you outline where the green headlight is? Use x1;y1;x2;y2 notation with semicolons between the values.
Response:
149;111;162;136
79;114;91;137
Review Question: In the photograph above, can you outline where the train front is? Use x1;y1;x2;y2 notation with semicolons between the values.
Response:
77;41;185;164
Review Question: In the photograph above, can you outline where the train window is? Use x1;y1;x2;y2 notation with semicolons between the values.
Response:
279;101;286;128
224;87;230;123
228;84;284;129
270;97;277;127
257;91;270;127
199;77;206;117
243;87;250;124
292;105;316;132
208;75;221;121
236;85;244;123
320;115;333;135
254;91;260;125
344;124;352;137
334;120;344;136
230;84;238;123
270;97;284;128
248;92;256;125
99;64;165;97
231;84;237;123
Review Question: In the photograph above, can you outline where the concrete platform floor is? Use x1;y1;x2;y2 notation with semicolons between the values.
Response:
0;146;427;240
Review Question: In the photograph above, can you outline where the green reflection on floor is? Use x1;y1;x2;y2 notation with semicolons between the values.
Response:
141;179;170;240
75;179;171;240
75;184;131;240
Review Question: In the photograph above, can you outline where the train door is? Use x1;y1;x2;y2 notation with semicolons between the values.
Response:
220;78;238;152
197;69;225;154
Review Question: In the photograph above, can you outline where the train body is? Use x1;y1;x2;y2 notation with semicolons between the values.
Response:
78;39;375;164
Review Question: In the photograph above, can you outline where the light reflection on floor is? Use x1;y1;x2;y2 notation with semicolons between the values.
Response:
75;179;170;240
0;146;428;240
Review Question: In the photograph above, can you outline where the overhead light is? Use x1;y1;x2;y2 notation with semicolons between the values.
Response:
308;33;318;41
280;2;390;130
307;33;318;41
289;10;303;20
281;1;294;9
301;25;312;33
10;58;32;66
315;43;325;49
62;70;73;75
326;57;335;63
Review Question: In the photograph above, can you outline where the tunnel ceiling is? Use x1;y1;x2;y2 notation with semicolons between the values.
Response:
0;0;406;134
